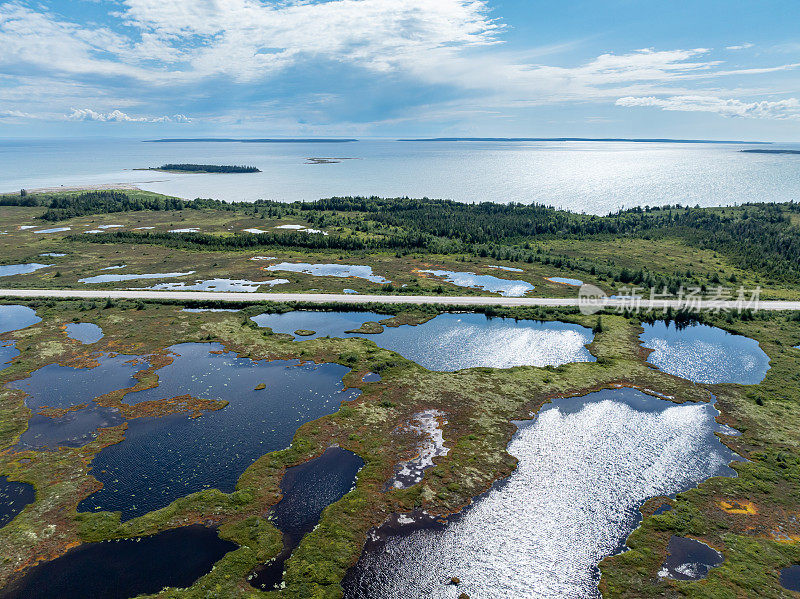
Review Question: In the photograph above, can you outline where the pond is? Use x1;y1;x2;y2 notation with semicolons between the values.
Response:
39;253;66;257
343;388;740;599
6;353;145;411
17;406;124;451
65;323;104;344
250;447;363;591
658;536;724;580
1;342;18;368
780;565;800;592
79;271;195;284
79;343;359;519
0;305;40;334
252;312;595;371
265;262;390;284
418;269;534;297
33;227;70;234
546;276;584;286
0;525;236;599
0;476;35;528
640;321;770;384
486;265;523;272
134;277;289;292
0;263;51;277
387;410;448;490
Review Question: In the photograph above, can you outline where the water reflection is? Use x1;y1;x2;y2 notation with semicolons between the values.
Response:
658;536;724;580
780;565;800;592
419;269;534;297
0;263;51;277
546;276;584;286
0;305;40;334
640;321;770;384
252;312;595;371
265;262;390;284
250;447;363;590
79;271;194;284
65;323;104;344
80;343;359;519
0;525;236;599
344;388;740;599
134;277;289;292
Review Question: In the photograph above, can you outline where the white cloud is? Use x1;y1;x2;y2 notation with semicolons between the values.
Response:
726;43;753;51
67;108;191;123
615;95;800;120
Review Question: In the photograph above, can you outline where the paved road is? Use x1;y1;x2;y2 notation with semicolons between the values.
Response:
1;288;799;311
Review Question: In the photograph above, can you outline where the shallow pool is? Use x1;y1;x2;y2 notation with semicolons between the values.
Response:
0;263;51;277
79;271;195;284
418;269;534;297
65;323;104;344
265;262;390;284
0;476;35;528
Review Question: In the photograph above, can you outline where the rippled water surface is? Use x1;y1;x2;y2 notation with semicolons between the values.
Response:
640;321;770;384
0;305;40;334
79;343;359;519
344;388;739;599
254;312;594;370
5;139;800;213
418;270;534;297
0;525;236;599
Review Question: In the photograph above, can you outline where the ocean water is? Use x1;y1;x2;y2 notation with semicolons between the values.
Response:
3;139;800;213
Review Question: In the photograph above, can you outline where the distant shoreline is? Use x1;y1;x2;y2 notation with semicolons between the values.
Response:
0;183;143;196
147;138;358;143
740;149;800;155
397;137;773;144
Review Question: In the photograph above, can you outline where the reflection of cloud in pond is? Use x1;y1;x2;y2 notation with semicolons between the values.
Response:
266;262;390;284
419;269;534;297
134;278;289;292
79;271;194;283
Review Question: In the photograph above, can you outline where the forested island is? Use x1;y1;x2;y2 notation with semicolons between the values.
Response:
144;164;261;173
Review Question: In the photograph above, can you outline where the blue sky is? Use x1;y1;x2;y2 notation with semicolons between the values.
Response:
0;0;798;140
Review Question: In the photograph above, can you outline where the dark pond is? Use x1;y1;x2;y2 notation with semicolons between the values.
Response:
65;322;104;344
659;535;724;580
250;447;363;591
6;354;145;411
780;565;800;592
0;305;40;334
640;321;770;384
362;372;381;382
0;476;35;528
16;406;124;450
252;311;595;371
0;342;18;368
80;343;359;519
0;525;237;599
343;388;740;599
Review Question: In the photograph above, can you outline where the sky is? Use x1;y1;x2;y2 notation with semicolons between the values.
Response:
0;0;798;140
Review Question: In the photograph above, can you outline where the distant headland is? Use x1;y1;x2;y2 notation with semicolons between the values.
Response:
740;149;800;155
139;164;261;173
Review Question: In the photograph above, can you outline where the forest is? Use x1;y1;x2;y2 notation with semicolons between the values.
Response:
148;164;261;173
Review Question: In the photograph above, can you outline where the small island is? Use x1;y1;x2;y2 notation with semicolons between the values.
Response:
143;164;261;173
740;149;800;155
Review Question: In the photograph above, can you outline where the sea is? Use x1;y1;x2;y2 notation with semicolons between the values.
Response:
2;138;799;214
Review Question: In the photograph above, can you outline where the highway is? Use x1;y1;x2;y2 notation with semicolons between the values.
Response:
1;288;798;311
